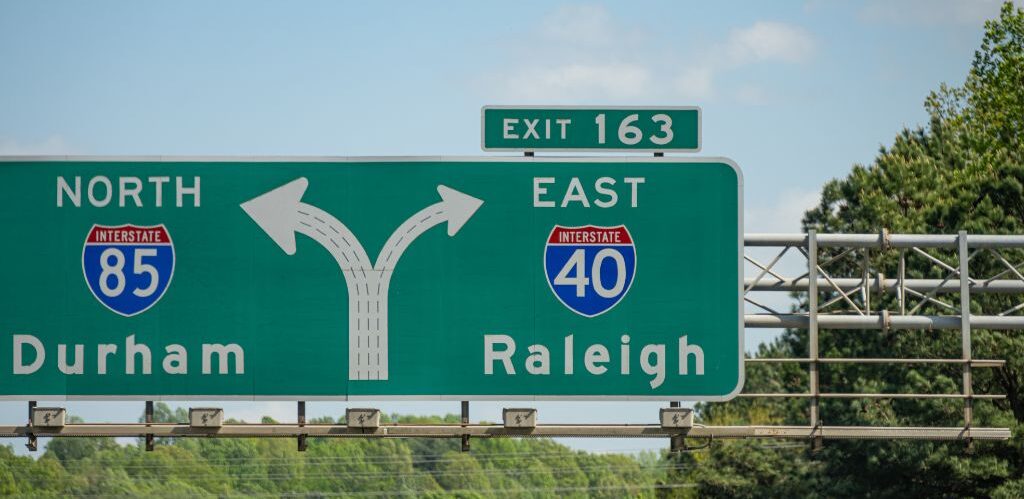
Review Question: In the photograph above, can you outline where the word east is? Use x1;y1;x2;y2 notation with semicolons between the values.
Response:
484;334;704;389
12;334;244;375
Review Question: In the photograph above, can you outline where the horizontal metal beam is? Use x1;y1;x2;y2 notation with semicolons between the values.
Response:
745;358;1005;367
745;233;1024;249
736;426;1009;440
745;277;1024;294
745;314;1024;330
0;423;1008;441
739;393;1004;400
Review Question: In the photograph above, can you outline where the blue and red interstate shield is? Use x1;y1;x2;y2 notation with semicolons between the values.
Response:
82;224;175;317
544;225;636;317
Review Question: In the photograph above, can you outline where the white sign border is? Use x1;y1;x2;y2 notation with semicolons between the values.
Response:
0;155;741;402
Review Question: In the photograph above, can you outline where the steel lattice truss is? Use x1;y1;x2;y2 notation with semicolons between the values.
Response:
741;231;1022;445
4;232;1018;450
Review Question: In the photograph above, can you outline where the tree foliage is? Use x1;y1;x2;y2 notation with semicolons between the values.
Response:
0;405;673;497
688;3;1024;497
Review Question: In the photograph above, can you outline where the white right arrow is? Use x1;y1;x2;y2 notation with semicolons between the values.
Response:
374;185;484;272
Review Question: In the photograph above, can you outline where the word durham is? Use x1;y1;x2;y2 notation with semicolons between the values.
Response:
11;334;244;376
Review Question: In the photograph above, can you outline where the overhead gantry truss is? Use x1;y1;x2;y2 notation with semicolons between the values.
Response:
741;230;1024;447
10;231;1021;449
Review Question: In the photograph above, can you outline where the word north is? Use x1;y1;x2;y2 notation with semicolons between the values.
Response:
12;334;244;375
57;175;201;207
483;334;705;389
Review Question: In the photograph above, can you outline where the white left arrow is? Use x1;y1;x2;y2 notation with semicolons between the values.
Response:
241;177;483;381
240;177;371;272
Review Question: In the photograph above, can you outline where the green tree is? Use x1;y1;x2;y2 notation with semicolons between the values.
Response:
690;3;1024;497
43;416;118;466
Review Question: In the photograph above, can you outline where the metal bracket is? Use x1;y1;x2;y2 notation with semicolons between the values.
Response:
667;401;683;453
345;408;380;429
461;401;470;452
297;401;307;452
189;408;224;428
145;401;154;451
503;408;537;429
25;401;36;452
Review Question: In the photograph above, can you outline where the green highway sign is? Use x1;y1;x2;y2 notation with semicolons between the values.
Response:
0;157;741;400
481;106;701;152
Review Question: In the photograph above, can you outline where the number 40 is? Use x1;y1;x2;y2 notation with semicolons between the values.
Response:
594;113;673;146
554;248;627;298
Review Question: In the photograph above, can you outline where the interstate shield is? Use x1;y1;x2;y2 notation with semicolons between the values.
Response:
82;224;175;317
544;225;637;317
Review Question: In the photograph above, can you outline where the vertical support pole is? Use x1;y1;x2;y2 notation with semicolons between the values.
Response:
876;272;885;313
862;250;871;312
145;400;154;451
297;401;307;452
808;230;822;451
898;250;906;315
958;230;973;450
461;401;470;452
669;401;683;452
26;401;37;452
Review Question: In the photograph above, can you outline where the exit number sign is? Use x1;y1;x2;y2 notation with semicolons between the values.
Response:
481;106;700;152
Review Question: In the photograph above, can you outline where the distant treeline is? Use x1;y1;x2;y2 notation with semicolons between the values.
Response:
0;406;695;498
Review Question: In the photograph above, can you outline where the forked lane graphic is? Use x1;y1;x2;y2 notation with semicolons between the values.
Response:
241;177;484;381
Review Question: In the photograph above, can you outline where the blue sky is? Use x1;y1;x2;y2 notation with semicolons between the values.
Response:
0;0;1009;454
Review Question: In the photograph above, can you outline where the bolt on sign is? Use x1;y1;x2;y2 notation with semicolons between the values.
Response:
481;106;701;152
0;157;741;400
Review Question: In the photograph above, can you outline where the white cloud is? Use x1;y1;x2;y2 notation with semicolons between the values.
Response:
502;63;652;102
541;4;617;47
674;67;715;100
745;189;821;233
859;0;1008;26
0;136;74;155
666;21;813;104
724;21;816;65
735;84;769;105
482;5;816;104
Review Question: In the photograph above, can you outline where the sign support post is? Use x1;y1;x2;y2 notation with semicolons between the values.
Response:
145;401;154;451
298;401;307;452
808;230;822;452
461;401;470;452
26;401;36;452
959;231;974;452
